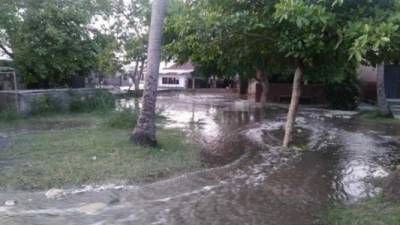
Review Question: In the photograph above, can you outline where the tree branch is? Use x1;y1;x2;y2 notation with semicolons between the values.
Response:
0;44;13;59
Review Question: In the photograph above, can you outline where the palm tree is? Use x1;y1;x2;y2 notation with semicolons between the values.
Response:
130;0;167;146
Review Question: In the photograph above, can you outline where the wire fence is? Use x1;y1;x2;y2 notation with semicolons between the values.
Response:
0;67;19;113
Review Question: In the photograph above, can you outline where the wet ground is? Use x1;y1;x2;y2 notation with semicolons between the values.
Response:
1;91;400;225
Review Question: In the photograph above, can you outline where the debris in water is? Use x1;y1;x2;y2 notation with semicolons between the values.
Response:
45;189;65;199
4;200;17;206
78;202;107;215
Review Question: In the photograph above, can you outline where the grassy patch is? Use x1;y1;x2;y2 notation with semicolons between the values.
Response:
361;110;400;124
0;112;102;130
0;113;202;190
318;196;400;225
105;109;140;129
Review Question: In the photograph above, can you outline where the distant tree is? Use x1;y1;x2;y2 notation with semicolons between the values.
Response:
110;0;150;90
164;0;285;105
0;0;112;88
94;33;123;78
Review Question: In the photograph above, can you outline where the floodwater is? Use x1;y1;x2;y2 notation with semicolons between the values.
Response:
1;91;400;225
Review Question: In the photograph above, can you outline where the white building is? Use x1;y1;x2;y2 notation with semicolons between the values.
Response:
158;62;194;89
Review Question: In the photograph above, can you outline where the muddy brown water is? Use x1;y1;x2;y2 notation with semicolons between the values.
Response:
1;91;399;225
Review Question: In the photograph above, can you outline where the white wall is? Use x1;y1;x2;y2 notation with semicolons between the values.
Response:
158;74;188;89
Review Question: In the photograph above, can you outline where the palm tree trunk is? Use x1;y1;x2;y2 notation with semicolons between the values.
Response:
377;63;393;117
129;59;139;91
135;59;145;91
130;0;166;146
192;77;196;89
283;60;303;148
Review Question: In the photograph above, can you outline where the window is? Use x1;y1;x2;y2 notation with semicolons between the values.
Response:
162;77;180;85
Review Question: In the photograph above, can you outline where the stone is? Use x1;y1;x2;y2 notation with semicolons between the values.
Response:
45;189;65;199
383;169;400;202
78;202;107;215
91;156;97;161
4;200;17;206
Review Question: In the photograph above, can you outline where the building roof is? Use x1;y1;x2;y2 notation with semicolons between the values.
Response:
160;62;194;75
165;62;194;70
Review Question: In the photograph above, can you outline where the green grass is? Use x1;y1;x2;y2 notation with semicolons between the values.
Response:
361;110;400;124
0;113;202;190
319;196;400;225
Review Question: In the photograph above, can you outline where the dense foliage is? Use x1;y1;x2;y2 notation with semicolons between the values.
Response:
0;0;116;88
164;0;400;102
324;74;361;110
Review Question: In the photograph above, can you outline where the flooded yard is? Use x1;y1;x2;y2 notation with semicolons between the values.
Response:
1;91;399;225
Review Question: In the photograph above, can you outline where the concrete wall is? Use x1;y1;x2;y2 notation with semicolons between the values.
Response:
247;80;326;104
0;88;108;115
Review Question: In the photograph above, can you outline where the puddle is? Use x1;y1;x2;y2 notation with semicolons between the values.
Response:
1;91;399;225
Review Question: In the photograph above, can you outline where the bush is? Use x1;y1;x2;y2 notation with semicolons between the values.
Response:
105;108;165;129
105;109;139;129
32;95;63;115
70;90;115;113
363;110;387;119
0;106;21;121
324;76;361;110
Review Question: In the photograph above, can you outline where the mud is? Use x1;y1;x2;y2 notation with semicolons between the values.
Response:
1;91;399;225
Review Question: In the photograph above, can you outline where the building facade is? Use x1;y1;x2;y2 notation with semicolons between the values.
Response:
158;62;194;89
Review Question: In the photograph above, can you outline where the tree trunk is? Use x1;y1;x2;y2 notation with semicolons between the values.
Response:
135;59;145;91
239;76;249;99
130;0;166;147
256;69;269;107
192;77;196;89
377;63;393;117
283;61;303;148
129;59;140;91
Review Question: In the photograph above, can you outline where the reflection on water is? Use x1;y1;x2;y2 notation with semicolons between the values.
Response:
1;91;400;225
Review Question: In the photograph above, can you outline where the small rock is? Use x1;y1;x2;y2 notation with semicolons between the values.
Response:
78;202;107;215
91;156;97;161
297;129;302;133
45;189;65;199
4;200;17;206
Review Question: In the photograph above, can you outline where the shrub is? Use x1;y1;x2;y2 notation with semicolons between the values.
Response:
324;76;361;110
126;90;143;98
70;90;115;113
105;108;165;129
363;110;387;119
105;109;139;129
0;106;20;121
32;95;63;115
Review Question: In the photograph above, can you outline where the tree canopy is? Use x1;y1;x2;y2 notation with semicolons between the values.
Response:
0;0;114;87
164;0;400;81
